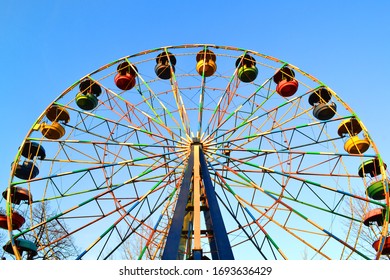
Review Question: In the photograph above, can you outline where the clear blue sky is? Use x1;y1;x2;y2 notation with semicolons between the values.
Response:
2;0;388;181
0;0;389;240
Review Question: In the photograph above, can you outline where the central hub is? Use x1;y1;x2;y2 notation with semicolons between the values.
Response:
191;137;201;145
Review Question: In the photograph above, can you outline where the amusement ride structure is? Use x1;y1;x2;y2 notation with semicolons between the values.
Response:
1;44;389;260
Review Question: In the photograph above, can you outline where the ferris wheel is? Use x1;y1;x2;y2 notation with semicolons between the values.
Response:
1;44;389;260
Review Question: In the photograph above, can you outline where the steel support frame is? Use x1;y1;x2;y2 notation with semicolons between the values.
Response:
162;144;234;260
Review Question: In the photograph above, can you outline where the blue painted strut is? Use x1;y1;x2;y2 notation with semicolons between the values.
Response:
199;148;234;260
161;148;194;260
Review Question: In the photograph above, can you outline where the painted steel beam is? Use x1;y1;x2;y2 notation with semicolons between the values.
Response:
162;148;194;260
199;147;235;260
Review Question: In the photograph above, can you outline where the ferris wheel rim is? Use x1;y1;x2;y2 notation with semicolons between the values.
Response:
2;44;388;260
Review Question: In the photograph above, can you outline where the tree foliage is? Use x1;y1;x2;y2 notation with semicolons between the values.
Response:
26;203;79;259
345;195;389;260
1;203;78;260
